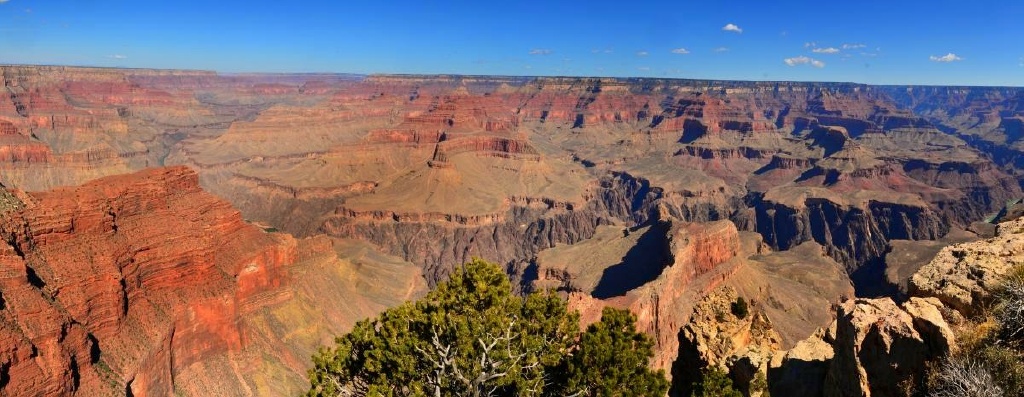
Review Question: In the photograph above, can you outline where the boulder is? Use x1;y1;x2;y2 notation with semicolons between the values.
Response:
824;298;953;397
768;327;834;397
909;217;1024;315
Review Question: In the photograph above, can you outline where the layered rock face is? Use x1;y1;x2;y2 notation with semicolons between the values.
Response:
534;215;853;392
0;166;424;396
559;220;749;371
2;68;1019;294
3;66;1024;395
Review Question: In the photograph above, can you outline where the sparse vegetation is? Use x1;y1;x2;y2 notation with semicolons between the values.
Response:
690;367;742;397
925;264;1024;397
306;259;668;397
749;372;770;397
996;267;1024;342
930;357;1003;397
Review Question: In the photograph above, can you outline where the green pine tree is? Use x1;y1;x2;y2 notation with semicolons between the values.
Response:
562;307;670;396
691;367;743;397
306;259;668;397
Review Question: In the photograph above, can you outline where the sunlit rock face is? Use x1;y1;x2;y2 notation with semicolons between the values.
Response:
0;166;424;396
2;66;1023;395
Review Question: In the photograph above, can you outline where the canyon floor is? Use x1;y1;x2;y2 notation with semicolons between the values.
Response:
1;65;1023;395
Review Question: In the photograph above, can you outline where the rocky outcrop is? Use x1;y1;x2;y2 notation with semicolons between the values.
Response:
824;298;954;397
909;216;1024;314
543;218;751;386
670;220;741;286
428;135;540;166
0;166;426;396
0;166;284;395
671;287;782;396
769;327;835;397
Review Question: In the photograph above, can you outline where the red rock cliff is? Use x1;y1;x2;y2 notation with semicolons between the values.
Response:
0;166;299;396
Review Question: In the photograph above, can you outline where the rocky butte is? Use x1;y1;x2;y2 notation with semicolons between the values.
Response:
0;65;1023;395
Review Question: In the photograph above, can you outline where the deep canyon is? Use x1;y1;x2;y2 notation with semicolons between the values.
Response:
1;65;1023;395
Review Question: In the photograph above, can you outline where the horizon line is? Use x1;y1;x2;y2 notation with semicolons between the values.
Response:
2;63;1021;89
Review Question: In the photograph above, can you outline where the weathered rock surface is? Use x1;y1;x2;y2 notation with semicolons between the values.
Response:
824;298;954;397
0;166;425;396
2;67;1020;295
3;66;1023;396
538;216;851;394
561;219;747;372
671;287;782;396
769;327;835;397
909;216;1024;314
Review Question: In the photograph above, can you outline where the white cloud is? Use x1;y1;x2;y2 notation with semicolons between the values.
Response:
713;47;729;53
812;47;840;54
637;66;650;71
636;51;649;56
929;53;963;62
670;48;690;54
804;42;816;48
108;54;128;59
784;56;825;68
529;49;552;55
1019;57;1023;67
842;43;866;49
722;23;743;33
0;1;9;4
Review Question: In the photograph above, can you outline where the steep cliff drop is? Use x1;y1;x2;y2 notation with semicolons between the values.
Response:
0;166;425;396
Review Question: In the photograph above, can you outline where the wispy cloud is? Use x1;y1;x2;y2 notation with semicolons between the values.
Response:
842;43;866;50
528;49;552;56
804;42;817;49
929;53;963;62
812;47;840;54
784;56;825;68
722;23;743;33
636;51;649;56
108;54;128;59
670;48;690;55
637;66;650;71
0;1;10;4
1018;57;1023;67
713;47;729;53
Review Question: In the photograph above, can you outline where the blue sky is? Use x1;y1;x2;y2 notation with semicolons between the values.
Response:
1;0;1022;86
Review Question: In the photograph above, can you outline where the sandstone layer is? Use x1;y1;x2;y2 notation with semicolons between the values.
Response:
909;216;1024;314
0;166;424;396
3;66;1024;395
2;67;1020;296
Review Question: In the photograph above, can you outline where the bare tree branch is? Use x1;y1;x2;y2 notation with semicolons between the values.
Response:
931;357;1004;397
